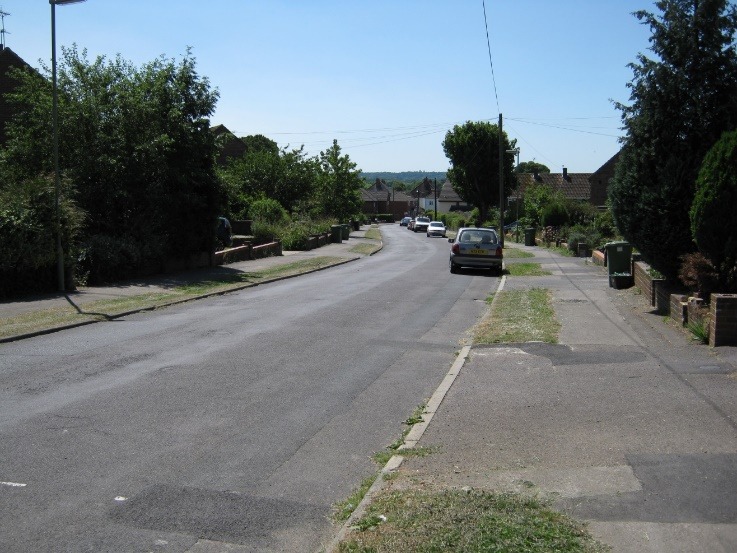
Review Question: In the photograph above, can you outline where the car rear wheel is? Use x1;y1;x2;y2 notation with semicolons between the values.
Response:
450;261;459;274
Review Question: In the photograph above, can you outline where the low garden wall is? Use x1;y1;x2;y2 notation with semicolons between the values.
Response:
592;250;605;267
633;260;670;313
710;294;737;346
211;240;282;266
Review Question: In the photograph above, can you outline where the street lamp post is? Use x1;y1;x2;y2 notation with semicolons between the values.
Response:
51;0;86;292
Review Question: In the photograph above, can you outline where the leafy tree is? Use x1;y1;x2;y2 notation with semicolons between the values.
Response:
243;134;279;155
219;145;317;218
516;161;550;174
690;129;737;291
3;46;223;283
609;0;737;279
314;140;363;221
442;121;517;225
389;180;407;192
522;182;564;227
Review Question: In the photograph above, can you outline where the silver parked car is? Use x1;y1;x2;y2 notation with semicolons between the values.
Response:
448;227;503;274
413;216;431;233
426;221;446;237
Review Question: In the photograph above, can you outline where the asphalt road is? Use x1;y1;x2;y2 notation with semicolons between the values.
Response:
0;224;498;552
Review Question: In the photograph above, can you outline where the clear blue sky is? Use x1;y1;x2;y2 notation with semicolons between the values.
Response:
1;1;656;173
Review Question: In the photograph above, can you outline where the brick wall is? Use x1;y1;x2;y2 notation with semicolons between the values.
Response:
710;294;737;347
670;294;688;326
654;280;671;314
633;261;656;305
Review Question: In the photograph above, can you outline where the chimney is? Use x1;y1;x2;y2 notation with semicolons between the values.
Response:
563;167;570;181
533;169;541;181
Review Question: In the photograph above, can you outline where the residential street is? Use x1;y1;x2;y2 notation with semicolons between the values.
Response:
3;226;737;552
0;225;498;552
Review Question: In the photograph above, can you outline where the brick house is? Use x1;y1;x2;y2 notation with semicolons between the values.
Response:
511;167;593;204
509;155;621;210
589;152;620;207
211;124;248;166
361;178;410;220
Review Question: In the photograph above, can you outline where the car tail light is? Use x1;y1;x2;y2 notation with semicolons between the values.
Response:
495;246;503;257
451;243;460;254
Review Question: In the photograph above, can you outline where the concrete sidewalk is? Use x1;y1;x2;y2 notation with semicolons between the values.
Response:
381;244;737;552
0;227;375;338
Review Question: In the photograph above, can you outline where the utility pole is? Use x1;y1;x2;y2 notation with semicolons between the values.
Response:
498;113;504;247
506;147;520;242
433;178;437;220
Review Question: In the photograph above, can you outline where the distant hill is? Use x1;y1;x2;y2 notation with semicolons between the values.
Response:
361;171;447;183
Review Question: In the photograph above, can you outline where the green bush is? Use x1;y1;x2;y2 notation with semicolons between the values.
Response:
278;222;311;250
0;176;84;296
690;129;737;291
251;220;280;245
442;212;468;230
566;224;603;254
249;197;288;225
592;209;617;237
541;202;569;227
565;200;597;226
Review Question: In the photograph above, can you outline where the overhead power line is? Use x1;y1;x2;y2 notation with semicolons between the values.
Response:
507;117;622;138
482;0;500;114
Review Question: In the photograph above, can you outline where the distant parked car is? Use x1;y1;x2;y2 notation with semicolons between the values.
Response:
407;218;416;231
413;216;431;233
448;227;503;274
400;216;412;226
426;221;446;237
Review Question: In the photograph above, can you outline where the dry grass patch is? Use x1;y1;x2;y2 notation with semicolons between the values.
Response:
503;248;535;259
339;488;608;552
474;288;560;344
350;242;382;255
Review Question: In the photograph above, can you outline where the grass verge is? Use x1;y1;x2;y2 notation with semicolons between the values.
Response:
506;262;552;276
364;228;382;241
1;256;344;339
349;242;381;256
474;288;560;344
339;489;609;552
503;248;535;259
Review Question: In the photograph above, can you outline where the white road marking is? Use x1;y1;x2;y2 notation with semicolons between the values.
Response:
1;481;27;488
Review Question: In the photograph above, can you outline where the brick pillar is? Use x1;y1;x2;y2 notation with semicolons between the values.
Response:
710;294;737;347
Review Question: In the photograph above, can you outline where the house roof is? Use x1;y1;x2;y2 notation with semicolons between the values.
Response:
361;187;411;203
512;170;592;201
437;180;464;203
0;46;34;147
361;188;389;202
590;152;620;180
409;177;440;199
367;178;391;193
211;124;248;165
